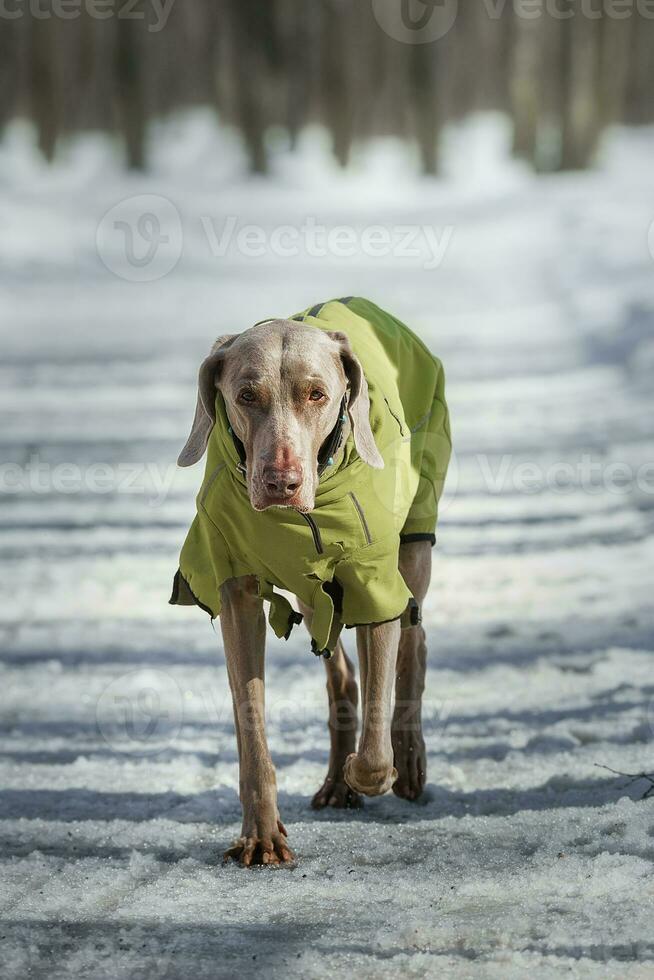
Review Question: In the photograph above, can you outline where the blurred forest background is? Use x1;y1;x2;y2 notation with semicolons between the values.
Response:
1;0;653;174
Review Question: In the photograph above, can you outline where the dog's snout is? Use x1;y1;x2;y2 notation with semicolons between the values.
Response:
262;464;303;498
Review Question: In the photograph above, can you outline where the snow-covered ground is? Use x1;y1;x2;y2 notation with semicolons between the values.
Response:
1;115;653;978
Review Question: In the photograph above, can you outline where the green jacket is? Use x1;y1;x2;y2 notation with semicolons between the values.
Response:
170;297;451;653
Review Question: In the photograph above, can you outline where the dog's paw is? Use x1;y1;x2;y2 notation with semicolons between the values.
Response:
223;819;294;867
392;731;427;801
311;774;362;810
343;753;397;797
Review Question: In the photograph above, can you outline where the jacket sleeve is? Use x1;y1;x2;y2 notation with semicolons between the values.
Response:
170;511;234;619
401;357;452;541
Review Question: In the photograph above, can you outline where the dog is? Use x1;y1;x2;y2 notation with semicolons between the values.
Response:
171;297;451;865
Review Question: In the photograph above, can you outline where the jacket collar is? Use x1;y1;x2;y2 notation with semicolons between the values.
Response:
316;396;348;475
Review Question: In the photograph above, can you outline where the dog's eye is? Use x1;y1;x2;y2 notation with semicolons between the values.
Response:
309;389;325;402
239;390;256;404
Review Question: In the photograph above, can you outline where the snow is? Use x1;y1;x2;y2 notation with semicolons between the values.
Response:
1;114;653;978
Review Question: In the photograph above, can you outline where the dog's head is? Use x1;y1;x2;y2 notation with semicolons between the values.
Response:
178;319;383;512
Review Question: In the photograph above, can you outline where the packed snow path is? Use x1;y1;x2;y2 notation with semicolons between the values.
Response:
1;123;653;978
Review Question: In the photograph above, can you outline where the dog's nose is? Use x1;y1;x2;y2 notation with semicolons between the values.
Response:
262;465;303;497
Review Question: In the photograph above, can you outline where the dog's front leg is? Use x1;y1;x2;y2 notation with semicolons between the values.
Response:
220;576;294;866
343;619;400;796
392;540;432;800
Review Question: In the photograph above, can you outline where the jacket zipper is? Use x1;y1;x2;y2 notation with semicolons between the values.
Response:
302;513;324;553
349;492;372;545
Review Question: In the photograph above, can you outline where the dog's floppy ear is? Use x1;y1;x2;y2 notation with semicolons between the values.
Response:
329;331;384;469
178;334;237;466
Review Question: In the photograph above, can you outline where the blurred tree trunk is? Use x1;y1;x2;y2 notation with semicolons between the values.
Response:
410;45;439;175
320;0;355;167
447;0;481;121
510;12;541;164
0;21;19;130
227;0;280;173
495;0;516;116
276;0;311;148
593;13;630;131
559;10;603;170
115;15;145;169
623;15;654;124
30;20;60;161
